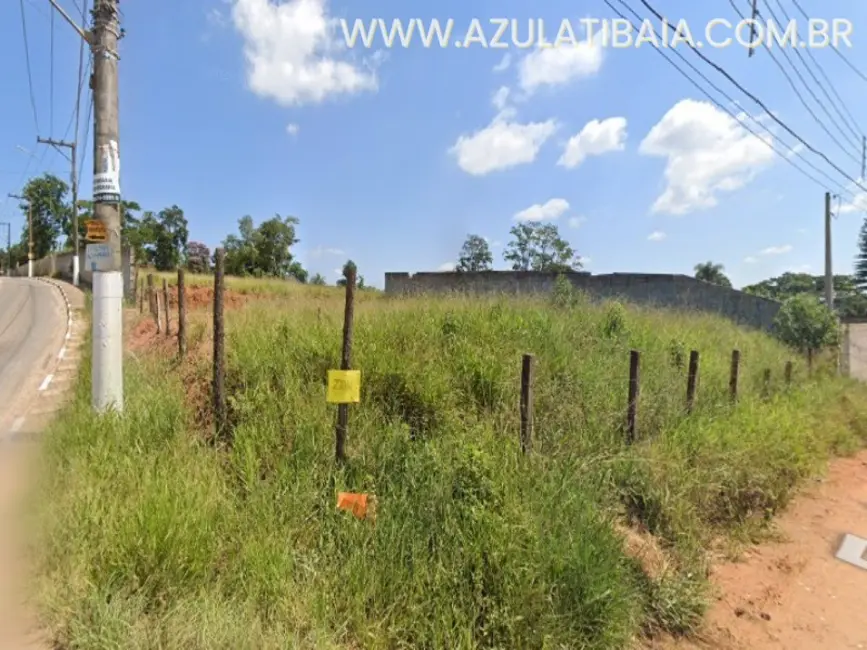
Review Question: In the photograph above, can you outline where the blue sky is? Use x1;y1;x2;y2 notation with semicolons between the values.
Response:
2;0;867;288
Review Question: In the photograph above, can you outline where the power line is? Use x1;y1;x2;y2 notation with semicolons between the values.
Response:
768;0;863;141
18;0;40;134
752;0;862;158
633;0;867;193
789;0;867;85
73;0;88;195
604;0;854;199
50;6;55;133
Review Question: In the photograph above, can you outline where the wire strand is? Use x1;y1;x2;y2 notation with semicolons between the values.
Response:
632;0;867;193
789;0;867;85
18;0;40;134
50;6;55;134
605;0;853;199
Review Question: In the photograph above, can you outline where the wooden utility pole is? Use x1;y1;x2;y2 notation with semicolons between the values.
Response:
824;192;834;312
36;136;79;286
7;193;33;277
748;0;758;57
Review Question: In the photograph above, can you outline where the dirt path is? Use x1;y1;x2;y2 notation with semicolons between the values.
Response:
652;449;867;650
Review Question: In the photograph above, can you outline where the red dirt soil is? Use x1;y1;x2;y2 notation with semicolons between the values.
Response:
649;449;867;650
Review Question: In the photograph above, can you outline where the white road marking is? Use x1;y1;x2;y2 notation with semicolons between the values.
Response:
58;346;66;359
38;374;53;391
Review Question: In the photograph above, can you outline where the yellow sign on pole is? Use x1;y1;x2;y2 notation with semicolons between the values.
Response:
327;370;361;403
84;219;107;242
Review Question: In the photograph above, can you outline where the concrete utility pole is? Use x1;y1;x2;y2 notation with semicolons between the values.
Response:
824;191;834;311
36;136;79;286
7;193;33;277
0;221;11;276
50;0;124;412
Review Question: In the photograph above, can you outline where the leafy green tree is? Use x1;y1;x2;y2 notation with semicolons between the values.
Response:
222;214;306;281
854;217;867;291
152;205;189;271
693;261;732;288
503;222;582;272
18;174;71;258
335;260;365;288
310;272;327;285
456;234;493;271
773;293;839;357
743;272;867;317
73;199;142;254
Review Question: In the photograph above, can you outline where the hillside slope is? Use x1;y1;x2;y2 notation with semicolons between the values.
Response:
32;287;867;649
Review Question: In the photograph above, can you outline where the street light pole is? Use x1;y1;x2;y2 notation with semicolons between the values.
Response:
37;136;79;286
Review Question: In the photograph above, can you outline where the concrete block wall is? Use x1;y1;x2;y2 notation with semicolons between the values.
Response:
384;271;782;331
14;247;137;300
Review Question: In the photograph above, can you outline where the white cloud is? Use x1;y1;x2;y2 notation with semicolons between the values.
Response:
639;99;775;215
647;231;666;241
514;198;570;222
309;246;344;258
760;244;792;255
518;30;604;94
839;180;867;214
231;0;378;106
493;53;511;72
744;256;757;263
558;117;627;168
491;86;510;111
437;262;456;271
286;122;300;135
450;109;557;175
581;256;592;266
568;216;586;229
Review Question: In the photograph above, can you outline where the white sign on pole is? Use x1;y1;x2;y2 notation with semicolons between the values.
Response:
85;243;113;272
93;139;121;203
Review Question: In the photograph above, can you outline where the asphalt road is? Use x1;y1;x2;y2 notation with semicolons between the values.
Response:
0;279;66;434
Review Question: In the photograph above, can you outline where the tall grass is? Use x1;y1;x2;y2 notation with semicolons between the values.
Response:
32;289;867;649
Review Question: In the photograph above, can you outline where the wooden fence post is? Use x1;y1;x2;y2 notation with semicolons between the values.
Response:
761;368;771;399
154;287;163;334
138;278;144;313
626;350;640;444
520;354;535;454
784;360;793;386
147;273;155;316
335;263;357;463
686;350;699;413
213;249;226;439
178;268;187;358
730;350;740;403
162;278;171;336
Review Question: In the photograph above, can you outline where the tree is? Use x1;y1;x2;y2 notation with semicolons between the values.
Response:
456;234;493;271
150;205;189;271
743;272;867;318
503;222;582;272
855;217;867;291
74;199;142;254
335;260;365;288
693;261;732;288
310;273;327;285
773;293;839;358
18;174;71;258
186;241;211;274
221;214;306;280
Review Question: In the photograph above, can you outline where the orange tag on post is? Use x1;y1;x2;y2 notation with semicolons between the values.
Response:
337;492;374;520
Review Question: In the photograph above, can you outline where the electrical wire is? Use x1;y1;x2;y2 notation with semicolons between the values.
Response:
789;0;867;85
768;0;863;142
632;0;867;193
18;0;40;134
73;0;88;191
751;0;862;159
604;0;854;199
50;6;55;133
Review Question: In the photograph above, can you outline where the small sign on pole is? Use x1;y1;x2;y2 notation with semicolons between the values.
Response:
85;243;112;272
84;219;107;242
327;370;361;404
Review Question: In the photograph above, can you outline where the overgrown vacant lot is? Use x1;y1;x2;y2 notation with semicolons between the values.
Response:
32;281;867;649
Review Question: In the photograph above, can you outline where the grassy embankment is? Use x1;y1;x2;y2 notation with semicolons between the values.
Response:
32;276;867;649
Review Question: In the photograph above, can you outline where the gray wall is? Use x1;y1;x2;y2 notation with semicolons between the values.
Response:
384;271;782;330
14;247;137;300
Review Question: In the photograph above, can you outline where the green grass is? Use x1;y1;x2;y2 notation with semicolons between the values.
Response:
32;287;867;649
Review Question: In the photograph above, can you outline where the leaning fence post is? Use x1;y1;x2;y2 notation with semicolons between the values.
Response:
686;350;699;414
626;350;640;444
784;360;793;386
730;350;740;403
178;268;187;358
213;249;226;439
335;263;357;463
520;354;535;454
162;278;171;336
154;287;163;334
138;278;144;313
147;273;155;316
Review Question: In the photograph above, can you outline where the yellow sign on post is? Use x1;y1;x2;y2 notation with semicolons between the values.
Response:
84;219;107;242
327;370;361;403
